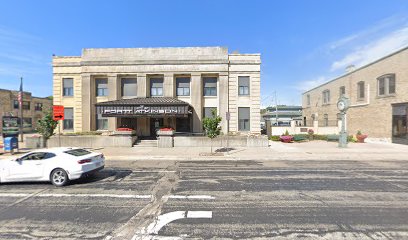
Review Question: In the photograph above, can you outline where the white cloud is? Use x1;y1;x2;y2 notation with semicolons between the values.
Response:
330;26;408;71
296;76;329;92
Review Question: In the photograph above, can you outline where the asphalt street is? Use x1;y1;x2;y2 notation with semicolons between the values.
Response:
0;159;407;239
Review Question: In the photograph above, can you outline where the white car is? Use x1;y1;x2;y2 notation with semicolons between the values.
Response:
0;147;105;187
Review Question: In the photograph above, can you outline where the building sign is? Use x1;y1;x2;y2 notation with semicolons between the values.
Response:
2;116;19;138
97;105;192;117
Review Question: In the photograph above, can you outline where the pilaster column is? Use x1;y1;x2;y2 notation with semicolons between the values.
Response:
191;73;203;132
107;74;118;130
81;74;91;132
137;74;147;97
164;73;174;97
218;74;229;134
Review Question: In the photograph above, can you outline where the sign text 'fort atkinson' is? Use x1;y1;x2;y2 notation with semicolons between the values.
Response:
97;105;192;117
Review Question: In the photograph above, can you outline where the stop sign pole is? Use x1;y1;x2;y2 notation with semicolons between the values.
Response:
53;105;64;147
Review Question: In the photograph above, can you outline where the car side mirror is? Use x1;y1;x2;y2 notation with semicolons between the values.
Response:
15;158;21;162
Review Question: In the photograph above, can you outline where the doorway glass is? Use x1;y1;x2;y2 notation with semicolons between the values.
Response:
392;104;408;144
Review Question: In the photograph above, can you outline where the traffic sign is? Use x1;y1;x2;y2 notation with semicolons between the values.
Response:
53;105;64;121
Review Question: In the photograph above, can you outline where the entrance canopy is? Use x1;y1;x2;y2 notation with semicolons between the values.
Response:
96;97;192;117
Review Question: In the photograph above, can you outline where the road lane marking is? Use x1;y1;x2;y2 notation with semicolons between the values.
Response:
134;210;213;237
166;195;215;200
0;193;215;200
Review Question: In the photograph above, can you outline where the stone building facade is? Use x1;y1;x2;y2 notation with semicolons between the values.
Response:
302;46;408;143
0;88;52;133
52;47;261;137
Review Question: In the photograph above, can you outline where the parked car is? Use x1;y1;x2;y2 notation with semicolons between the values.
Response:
0;147;105;186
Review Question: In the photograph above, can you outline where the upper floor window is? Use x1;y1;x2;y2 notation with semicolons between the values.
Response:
357;81;365;99
322;90;330;104
96;78;108;97
378;74;396;96
13;100;19;109
35;103;43;111
121;78;137;97
339;86;345;96
238;76;250;95
176;77;190;96
150;78;163;97
203;77;217;96
306;94;310;106
63;78;73;96
22;101;30;110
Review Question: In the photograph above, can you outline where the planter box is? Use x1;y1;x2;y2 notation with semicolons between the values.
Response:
157;130;175;136
357;134;368;143
280;135;293;143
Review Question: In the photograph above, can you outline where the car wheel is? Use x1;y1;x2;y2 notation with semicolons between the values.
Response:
50;168;69;187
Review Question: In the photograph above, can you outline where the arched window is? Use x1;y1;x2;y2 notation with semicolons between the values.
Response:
377;74;396;96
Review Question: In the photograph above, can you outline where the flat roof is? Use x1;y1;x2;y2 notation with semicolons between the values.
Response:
303;45;408;94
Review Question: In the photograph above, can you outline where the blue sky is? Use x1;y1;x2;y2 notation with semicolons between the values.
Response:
0;0;407;107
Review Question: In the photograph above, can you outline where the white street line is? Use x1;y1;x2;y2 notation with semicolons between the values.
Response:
167;195;215;200
0;193;215;200
137;210;213;236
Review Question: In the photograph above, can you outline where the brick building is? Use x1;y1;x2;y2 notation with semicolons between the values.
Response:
0;88;52;133
302;46;408;143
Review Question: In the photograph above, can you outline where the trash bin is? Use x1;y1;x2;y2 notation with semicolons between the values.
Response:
4;137;18;153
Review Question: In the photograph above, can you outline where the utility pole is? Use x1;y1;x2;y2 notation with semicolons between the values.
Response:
19;77;24;143
275;91;278;126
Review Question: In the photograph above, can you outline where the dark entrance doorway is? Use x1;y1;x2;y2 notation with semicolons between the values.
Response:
150;118;164;138
392;103;408;144
118;118;137;130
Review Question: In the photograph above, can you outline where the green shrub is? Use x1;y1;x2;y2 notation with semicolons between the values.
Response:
283;130;290;136
64;131;103;136
269;135;281;141
348;135;357;143
312;134;328;141
293;134;308;142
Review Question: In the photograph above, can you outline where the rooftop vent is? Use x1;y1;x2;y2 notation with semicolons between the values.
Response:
346;64;355;73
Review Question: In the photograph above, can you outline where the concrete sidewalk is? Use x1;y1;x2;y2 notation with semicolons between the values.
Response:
96;140;408;161
1;140;407;161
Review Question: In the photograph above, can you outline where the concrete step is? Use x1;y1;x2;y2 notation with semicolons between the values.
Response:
134;140;158;147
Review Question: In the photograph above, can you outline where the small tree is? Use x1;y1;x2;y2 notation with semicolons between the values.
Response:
202;109;222;154
36;111;58;148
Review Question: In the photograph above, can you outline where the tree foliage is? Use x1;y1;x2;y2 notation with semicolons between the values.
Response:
202;109;222;153
36;111;58;147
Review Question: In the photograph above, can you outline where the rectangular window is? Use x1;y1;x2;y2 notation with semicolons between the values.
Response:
121;78;137;97
150;78;163;97
203;77;217;96
22;101;30;110
358;81;365;99
35;103;43;111
176;77;190;96
96;78;108;96
238;76;250;95
63;108;74;130
203;107;217;118
378;74;396;96
322;90;330;104
307;94;310;106
324;114;329;127
13;100;19;109
63;78;74;96
340;86;345;96
96;114;108;130
238;107;250;131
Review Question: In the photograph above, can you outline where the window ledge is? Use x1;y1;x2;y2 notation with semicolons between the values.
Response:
321;103;331;106
376;94;396;99
204;96;217;98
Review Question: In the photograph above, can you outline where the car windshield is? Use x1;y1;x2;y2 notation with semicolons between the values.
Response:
64;149;91;157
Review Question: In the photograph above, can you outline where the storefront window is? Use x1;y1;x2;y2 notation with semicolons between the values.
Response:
392;104;408;144
96;114;108;130
203;107;217;118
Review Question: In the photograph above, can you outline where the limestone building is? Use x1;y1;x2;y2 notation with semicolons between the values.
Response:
0;88;52;134
302;46;408;144
52;47;261;137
